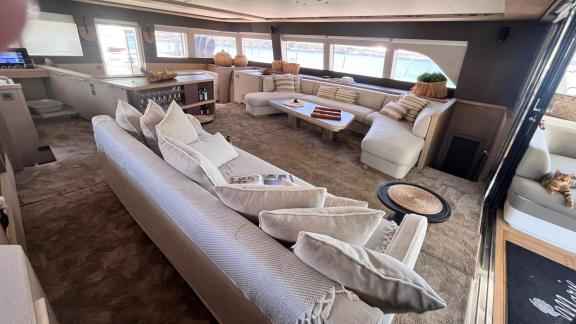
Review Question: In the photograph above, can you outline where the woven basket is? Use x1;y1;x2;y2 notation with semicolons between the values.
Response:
387;184;443;215
411;81;447;99
214;50;233;67
547;94;576;122
272;60;285;72
282;63;300;74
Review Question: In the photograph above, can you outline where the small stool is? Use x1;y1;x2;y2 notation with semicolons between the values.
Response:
377;181;451;224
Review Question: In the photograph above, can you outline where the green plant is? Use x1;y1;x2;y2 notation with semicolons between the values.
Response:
417;72;447;83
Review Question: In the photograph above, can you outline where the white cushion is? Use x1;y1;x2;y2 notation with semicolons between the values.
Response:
186;115;204;135
115;100;143;141
301;95;374;123
156;101;199;145
158;135;227;188
411;105;437;138
214;184;327;221
245;92;305;107
293;232;446;313
189;132;239;167
140;100;166;154
281;178;368;208
361;114;424;166
259;206;383;245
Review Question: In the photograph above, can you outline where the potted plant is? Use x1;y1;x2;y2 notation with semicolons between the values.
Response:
411;72;448;98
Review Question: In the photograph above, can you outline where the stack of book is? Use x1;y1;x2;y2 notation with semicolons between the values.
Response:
311;107;342;121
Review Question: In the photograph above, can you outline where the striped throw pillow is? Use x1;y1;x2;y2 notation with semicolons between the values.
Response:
380;102;408;120
274;75;296;93
335;88;359;104
293;75;302;93
316;86;338;99
397;94;428;123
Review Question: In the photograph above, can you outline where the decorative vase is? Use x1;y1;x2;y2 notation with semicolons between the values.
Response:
214;50;233;67
282;63;300;74
272;60;284;72
233;54;248;67
410;81;447;98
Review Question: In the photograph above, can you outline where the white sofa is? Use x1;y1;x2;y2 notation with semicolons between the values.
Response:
92;114;431;324
244;77;456;178
505;116;576;253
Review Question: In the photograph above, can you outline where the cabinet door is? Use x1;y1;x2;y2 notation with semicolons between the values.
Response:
233;72;262;104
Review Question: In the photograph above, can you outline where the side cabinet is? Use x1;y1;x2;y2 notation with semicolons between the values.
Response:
233;70;263;104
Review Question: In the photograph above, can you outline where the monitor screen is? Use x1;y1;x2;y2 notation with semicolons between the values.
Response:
0;51;25;64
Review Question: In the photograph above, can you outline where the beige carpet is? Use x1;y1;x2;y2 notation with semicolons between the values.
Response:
17;104;485;323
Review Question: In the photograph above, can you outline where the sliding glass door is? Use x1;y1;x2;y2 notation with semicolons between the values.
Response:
96;21;144;75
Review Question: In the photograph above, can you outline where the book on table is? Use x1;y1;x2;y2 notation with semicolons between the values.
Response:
231;174;295;185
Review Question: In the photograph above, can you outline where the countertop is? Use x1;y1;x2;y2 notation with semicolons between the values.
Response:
98;73;214;90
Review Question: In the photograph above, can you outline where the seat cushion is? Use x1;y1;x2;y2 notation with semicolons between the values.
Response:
244;92;304;107
140;100;166;154
361;114;424;166
301;95;375;123
115;100;144;141
189;132;239;167
508;175;576;231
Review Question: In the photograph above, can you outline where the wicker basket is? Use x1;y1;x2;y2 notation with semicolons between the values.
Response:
282;63;301;74
411;81;447;99
234;54;248;67
214;50;233;67
547;94;576;122
272;60;285;72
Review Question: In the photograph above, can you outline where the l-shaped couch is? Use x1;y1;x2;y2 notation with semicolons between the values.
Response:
92;114;431;324
245;77;456;178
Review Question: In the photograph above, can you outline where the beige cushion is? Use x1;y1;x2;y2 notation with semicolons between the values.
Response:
335;88;359;104
156;101;199;145
293;75;302;93
259;206;383;245
293;232;446;313
186;115;204;135
411;105;437;138
325;195;369;208
274;75;296;93
189;132;238;167
316;86;338;100
214;184;327;221
281;178;368;208
140;100;166;154
397;94;428;123
115;100;143;141
158;135;227;188
380;102;408;121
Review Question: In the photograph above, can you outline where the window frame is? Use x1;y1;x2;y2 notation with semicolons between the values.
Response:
94;18;147;75
154;25;189;58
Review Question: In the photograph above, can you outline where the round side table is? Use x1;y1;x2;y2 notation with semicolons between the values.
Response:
377;181;451;224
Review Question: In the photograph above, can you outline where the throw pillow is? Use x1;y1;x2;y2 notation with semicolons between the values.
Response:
115;100;144;141
274;75;296;93
259;206;382;245
156;101;199;145
293;75;302;93
158;135;227;188
380;102;408;121
293;232;447;313
189;132;239;167
213;184;327;222
186;115;204;135
281;179;368;208
335;88;359;104
397;94;428;123
140;100;166;155
411;105;435;138
316;86;338;100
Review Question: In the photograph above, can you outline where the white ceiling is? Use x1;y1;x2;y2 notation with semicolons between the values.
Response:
72;0;553;22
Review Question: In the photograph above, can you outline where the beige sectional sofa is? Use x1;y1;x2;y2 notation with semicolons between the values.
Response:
92;114;431;324
245;77;456;178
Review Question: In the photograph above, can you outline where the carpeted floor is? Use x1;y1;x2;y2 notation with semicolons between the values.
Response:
17;103;485;323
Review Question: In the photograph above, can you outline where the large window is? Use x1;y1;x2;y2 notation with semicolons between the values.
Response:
21;13;83;56
392;50;455;87
285;41;324;70
242;38;273;63
195;34;236;58
332;44;386;78
155;30;187;58
95;21;144;75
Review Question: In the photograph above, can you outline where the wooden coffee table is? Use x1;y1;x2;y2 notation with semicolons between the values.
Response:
269;99;354;141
